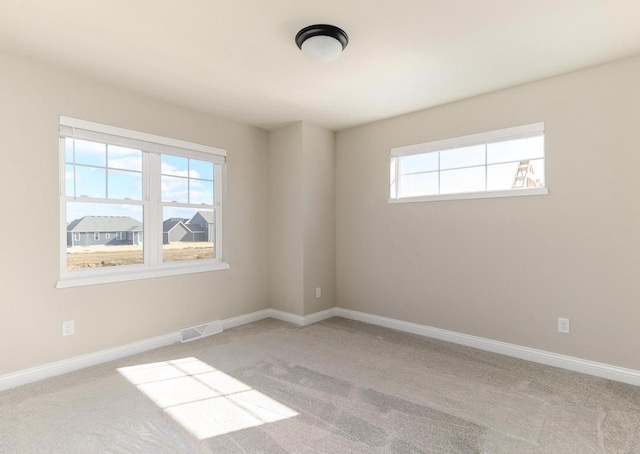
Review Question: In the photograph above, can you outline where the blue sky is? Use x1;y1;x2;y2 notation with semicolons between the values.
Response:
65;139;214;223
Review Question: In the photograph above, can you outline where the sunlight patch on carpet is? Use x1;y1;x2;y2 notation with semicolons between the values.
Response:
118;357;297;439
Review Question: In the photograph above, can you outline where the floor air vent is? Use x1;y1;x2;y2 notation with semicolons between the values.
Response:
180;320;223;343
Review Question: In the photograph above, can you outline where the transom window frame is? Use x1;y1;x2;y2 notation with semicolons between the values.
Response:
389;122;549;203
58;116;229;289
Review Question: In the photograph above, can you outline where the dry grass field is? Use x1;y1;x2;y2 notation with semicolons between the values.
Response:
66;243;214;270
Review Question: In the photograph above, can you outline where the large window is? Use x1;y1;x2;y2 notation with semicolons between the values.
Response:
59;116;228;288
390;123;548;202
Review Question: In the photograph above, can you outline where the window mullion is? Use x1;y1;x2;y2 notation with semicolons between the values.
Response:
62;196;145;205
437;151;441;194
394;157;399;200
215;164;223;261
187;159;191;205
484;144;488;191
396;158;402;198
147;153;161;266
105;145;109;199
72;138;77;198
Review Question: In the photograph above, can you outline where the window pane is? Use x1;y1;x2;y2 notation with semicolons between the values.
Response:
440;166;485;194
108;169;142;200
487;135;544;164
490;159;544;189
74;139;106;167
107;145;142;171
189;180;214;205
75;165;106;198
189;159;214;181
161;155;188;176
487;159;544;191
65;164;75;197
399;153;438;175
162;207;214;263
399;172;438;197
487;162;520;191
65;138;74;163
66;202;143;270
440;144;485;170
161;176;188;203
529;158;544;186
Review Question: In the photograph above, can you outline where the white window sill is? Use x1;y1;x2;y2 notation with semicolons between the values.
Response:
57;261;230;289
389;187;549;204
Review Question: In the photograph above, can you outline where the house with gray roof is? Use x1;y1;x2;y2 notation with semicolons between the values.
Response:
162;211;214;244
163;218;190;244
67;216;143;247
67;213;213;247
187;211;214;242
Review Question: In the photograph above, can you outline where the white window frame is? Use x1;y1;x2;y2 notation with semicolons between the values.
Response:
58;116;229;288
94;232;100;241
389;122;549;203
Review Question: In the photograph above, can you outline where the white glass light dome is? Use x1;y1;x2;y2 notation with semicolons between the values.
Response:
295;25;349;63
301;35;344;63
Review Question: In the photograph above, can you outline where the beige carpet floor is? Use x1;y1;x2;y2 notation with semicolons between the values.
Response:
1;317;640;453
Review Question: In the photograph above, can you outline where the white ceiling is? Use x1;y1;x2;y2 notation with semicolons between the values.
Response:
1;1;640;131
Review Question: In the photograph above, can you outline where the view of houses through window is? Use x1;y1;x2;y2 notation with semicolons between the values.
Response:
61;118;223;276
66;206;145;269
65;209;215;270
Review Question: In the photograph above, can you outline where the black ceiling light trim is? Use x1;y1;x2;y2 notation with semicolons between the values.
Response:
295;24;349;51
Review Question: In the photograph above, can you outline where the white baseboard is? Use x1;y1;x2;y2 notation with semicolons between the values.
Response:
0;308;272;392
0;332;180;392
269;309;305;326
221;309;271;330
269;308;337;326
3;306;639;392
334;307;640;387
301;308;338;325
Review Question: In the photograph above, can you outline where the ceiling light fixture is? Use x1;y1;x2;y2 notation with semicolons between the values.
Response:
295;24;349;63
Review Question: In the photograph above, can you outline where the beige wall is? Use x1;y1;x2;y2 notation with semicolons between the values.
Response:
3;47;639;378
336;56;640;370
269;123;305;315
269;122;336;316
0;54;270;375
303;123;336;314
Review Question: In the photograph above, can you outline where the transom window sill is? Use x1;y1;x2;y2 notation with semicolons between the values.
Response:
389;187;549;204
57;261;230;289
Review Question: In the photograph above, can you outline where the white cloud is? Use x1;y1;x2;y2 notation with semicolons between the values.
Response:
109;156;142;171
162;162;195;178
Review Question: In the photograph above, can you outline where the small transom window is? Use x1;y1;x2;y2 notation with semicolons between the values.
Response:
390;123;547;202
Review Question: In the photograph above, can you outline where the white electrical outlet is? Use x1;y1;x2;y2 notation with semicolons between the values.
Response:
62;320;75;336
316;287;322;298
558;318;570;334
